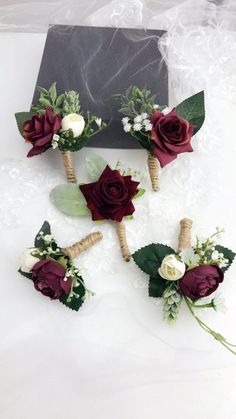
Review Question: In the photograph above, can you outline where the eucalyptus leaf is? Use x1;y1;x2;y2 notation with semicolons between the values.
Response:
50;184;90;217
85;154;109;181
134;188;145;199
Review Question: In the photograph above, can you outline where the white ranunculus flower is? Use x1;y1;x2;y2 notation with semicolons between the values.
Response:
20;248;40;273
61;113;85;137
158;255;186;281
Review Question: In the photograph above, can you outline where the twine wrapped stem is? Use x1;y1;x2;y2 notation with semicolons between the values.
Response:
178;218;193;252
61;151;77;183
115;220;131;262
147;152;160;192
62;231;102;259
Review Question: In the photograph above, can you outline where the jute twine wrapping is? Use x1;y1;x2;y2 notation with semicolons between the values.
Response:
115;221;131;262
62;231;103;259
61;151;77;183
177;218;193;252
147;152;159;192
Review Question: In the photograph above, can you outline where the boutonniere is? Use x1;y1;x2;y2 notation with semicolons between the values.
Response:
50;154;145;262
19;221;102;311
15;83;106;183
116;87;205;191
133;218;236;354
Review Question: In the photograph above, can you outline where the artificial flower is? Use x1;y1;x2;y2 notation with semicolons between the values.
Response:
151;108;195;167
23;107;61;157
32;259;72;300
20;248;40;273
61;113;85;137
179;264;224;300
80;165;139;222
158;254;186;280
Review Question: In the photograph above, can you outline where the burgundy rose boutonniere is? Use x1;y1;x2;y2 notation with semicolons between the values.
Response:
19;221;102;311
117;87;205;191
15;82;106;183
133;218;236;355
50;154;145;262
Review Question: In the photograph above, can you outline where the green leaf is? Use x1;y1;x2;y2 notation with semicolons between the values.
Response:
132;243;176;276
50;184;90;217
39;97;51;107
175;91;205;135
37;86;48;96
49;82;57;103
214;245;236;273
15;112;34;137
60;279;86;311
56;94;65;107
134;188;145;199
124;215;134;221
34;221;51;248
85;154;108;181
149;275;169;298
18;268;33;280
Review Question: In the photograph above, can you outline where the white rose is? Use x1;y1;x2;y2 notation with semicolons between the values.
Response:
61;113;85;137
158;254;186;281
20;248;40;273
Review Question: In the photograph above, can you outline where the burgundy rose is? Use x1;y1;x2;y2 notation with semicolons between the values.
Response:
80;165;139;222
23;107;61;157
32;259;72;300
150;109;195;167
179;265;224;300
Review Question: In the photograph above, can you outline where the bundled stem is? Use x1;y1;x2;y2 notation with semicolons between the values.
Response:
62;231;103;259
178;218;193;252
115;220;131;262
147;152;159;192
60;151;77;183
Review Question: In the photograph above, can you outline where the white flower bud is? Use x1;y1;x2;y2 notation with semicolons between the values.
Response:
20;248;40;273
158;255;186;281
61;113;85;137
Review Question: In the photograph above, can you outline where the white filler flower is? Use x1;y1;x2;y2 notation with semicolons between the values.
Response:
61;113;85;137
122;117;129;125
123;123;132;132
158;255;186;281
20;248;40;273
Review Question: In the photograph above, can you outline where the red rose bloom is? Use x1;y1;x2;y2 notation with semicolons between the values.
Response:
150;108;195;167
23;107;61;157
179;265;224;300
80;165;139;222
32;259;72;300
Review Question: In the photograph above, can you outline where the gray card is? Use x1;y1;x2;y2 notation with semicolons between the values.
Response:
32;24;168;149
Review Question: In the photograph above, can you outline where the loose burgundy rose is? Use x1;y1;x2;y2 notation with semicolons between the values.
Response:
150;108;195;168
80;165;139;222
23;107;61;157
179;265;224;300
32;259;72;300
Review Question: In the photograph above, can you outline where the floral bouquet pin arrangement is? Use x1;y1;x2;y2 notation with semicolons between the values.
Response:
50;154;145;262
15;82;106;183
19;221;102;310
133;218;236;354
116;87;205;191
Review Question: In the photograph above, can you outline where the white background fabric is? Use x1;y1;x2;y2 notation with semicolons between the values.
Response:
1;1;236;418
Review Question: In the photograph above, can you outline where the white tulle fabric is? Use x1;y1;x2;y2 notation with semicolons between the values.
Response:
1;1;236;418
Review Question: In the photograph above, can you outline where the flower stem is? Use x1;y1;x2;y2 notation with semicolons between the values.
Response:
184;297;236;355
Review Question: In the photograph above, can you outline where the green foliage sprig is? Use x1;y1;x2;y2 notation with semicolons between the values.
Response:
116;86;160;119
